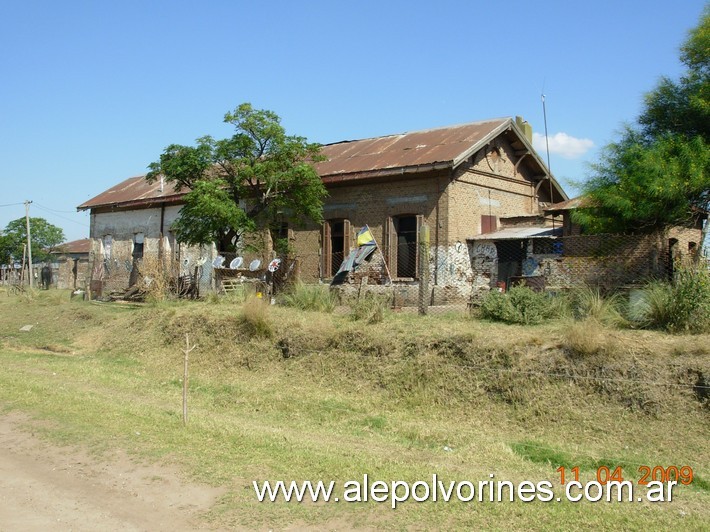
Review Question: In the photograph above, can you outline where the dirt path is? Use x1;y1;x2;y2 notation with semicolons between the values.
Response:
0;412;226;531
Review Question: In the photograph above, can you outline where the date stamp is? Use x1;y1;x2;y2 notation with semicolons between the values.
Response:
557;465;694;486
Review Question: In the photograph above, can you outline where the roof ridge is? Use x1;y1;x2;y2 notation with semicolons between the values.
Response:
321;117;511;147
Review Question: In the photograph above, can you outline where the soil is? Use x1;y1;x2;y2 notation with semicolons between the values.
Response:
0;412;226;531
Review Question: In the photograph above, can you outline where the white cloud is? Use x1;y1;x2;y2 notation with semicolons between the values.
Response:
532;132;594;159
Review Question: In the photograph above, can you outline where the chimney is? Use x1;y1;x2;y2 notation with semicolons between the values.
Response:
515;116;533;143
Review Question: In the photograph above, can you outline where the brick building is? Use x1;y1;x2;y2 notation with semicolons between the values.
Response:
78;117;567;299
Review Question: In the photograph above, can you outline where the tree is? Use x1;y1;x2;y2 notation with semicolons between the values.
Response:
576;9;710;235
640;7;710;141
147;103;327;252
0;217;65;264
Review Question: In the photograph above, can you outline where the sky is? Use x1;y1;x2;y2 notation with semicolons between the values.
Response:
0;0;707;243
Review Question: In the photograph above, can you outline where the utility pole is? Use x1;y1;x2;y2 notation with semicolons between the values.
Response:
25;200;33;288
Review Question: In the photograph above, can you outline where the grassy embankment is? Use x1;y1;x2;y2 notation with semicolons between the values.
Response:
0;290;708;529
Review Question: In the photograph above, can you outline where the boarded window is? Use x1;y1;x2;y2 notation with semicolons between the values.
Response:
481;215;497;234
102;235;112;260
133;233;144;259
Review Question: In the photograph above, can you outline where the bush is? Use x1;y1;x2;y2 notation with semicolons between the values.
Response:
480;285;557;325
281;282;336;313
631;267;710;333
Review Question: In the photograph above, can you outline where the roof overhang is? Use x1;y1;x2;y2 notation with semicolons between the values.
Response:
467;226;562;241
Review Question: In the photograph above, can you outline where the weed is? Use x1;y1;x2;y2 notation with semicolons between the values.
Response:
351;293;389;324
240;295;273;338
281;282;336;313
569;286;626;326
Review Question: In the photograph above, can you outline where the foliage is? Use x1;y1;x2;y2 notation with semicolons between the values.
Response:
576;9;710;234
639;7;710;141
0;217;65;264
574;132;709;233
147;103;327;252
281;282;336;313
630;267;710;333
480;285;557;325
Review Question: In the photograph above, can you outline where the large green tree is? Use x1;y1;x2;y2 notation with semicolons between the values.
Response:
0;217;65;264
147;103;327;252
575;8;710;235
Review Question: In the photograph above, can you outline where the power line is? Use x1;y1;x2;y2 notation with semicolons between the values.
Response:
0;202;24;208
34;203;81;214
32;204;89;227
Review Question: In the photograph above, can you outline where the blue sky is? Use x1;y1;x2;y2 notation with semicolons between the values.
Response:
0;0;706;242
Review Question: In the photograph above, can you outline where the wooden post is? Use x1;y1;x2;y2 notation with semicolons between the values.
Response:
25;201;33;288
418;224;430;315
182;333;196;425
20;243;27;285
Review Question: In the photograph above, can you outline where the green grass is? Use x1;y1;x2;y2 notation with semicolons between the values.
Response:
0;290;708;529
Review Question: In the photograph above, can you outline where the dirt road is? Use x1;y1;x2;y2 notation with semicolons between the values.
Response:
0;412;225;531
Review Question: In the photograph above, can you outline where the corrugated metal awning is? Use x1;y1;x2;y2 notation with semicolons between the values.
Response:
467;226;561;241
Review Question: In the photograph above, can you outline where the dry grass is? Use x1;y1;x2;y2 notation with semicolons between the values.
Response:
0;291;708;529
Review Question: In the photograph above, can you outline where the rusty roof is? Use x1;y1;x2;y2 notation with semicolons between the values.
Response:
316;118;510;182
77;175;186;210
544;196;589;213
79;117;564;210
54;238;91;254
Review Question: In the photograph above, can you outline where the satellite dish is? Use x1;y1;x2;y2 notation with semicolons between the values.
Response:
268;258;281;272
230;257;243;269
212;255;225;268
196;257;207;266
249;259;261;271
182;258;190;267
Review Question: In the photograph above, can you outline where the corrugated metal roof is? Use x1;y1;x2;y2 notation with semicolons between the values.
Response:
467;226;562;241
78;117;565;210
77;175;185;210
544;195;588;213
54;238;91;254
316;118;509;181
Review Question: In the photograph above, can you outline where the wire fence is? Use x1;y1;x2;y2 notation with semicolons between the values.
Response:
38;230;706;313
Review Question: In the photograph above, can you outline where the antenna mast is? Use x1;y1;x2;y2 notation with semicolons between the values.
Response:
541;93;555;231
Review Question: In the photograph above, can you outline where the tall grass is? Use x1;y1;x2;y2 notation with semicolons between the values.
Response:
351;292;390;324
631;267;710;333
240;295;273;338
280;282;336;313
569;286;626;327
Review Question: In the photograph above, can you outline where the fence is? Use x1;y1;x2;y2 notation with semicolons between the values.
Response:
62;229;706;314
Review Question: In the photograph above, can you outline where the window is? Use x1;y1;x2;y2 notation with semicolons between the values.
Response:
385;214;424;278
322;219;351;277
133;233;144;259
102;235;112;260
532;238;554;255
481;215;497;234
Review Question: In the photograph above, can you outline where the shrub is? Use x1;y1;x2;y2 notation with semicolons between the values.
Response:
632;267;710;333
281;282;336;313
480;285;556;325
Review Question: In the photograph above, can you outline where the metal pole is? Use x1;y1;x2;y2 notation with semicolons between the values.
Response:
418;224;430;315
25;200;33;288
